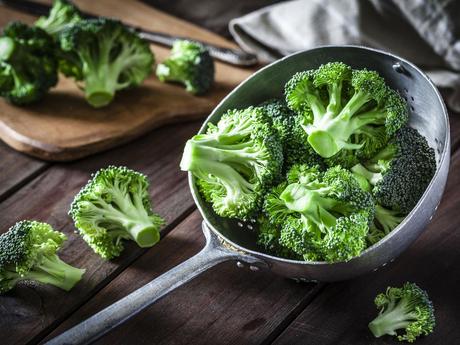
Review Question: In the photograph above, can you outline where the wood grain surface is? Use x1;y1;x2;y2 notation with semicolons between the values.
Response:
0;107;458;345
0;2;459;344
0;0;254;161
0;121;200;344
44;210;322;345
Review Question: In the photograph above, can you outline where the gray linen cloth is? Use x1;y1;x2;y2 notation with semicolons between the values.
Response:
229;0;460;112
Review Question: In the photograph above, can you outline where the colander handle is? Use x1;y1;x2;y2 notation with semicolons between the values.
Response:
46;222;263;345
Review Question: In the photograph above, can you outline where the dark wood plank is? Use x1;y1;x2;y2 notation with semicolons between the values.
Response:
0;121;201;345
273;150;460;345
449;111;460;152
0;141;48;201
44;210;321;345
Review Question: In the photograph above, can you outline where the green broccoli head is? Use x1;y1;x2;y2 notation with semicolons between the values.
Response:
69;166;165;260
369;282;435;342
351;126;436;214
180;106;283;220
366;204;405;246
58;18;154;107
35;0;82;36
156;40;214;95
259;98;324;171
256;215;301;260
262;164;374;262
0;22;58;105
285;62;408;159
0;220;85;293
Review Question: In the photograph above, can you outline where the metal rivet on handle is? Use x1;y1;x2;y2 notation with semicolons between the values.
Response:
236;261;244;268
249;265;260;271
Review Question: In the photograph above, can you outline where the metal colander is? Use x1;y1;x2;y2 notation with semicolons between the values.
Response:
48;46;450;345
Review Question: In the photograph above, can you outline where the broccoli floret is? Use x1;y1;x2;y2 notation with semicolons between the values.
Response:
58;18;154;107
256;215;301;260
69;166;165;260
369;282;435;342
0;22;58;105
351;127;436;214
156;40;214;95
366;204;405;245
261;164;374;262
259;98;324;171
180;107;283;220
285;62;408;159
0;220;85;293
35;0;82;36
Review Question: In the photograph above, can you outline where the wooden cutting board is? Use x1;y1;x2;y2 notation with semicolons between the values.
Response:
0;0;255;161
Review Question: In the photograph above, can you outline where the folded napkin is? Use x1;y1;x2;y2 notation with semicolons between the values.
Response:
229;0;460;112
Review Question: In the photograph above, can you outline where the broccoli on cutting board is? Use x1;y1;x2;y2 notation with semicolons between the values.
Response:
58;18;155;108
0;22;58;105
156;40;215;95
0;220;85;293
35;0;82;36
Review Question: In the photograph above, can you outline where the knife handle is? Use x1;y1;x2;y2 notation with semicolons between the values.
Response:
138;30;258;67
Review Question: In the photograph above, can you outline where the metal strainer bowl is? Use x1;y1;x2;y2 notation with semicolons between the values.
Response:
48;46;450;345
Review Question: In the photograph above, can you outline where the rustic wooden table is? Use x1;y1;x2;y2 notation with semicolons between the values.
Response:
1;112;460;345
2;4;460;345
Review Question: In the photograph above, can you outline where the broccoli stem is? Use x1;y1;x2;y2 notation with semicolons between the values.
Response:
351;164;382;185
0;37;15;60
181;140;255;194
374;205;404;234
368;299;414;338
124;221;160;248
280;183;338;230
27;255;85;291
84;70;116;108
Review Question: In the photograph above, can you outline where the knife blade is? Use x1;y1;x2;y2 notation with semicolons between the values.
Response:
0;0;258;66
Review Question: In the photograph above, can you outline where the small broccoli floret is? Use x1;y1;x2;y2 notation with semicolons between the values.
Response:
366;204;405;245
261;164;374;262
156;40;214;95
256;215;301;260
351;127;436;214
285;62;408;159
69;166;165;260
35;0;82;36
0;22;58;105
180;107;283;220
369;282;436;342
0;220;85;293
58;18;154;107
259;98;324;171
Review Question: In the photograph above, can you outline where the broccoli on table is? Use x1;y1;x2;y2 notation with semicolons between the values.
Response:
259;98;324;172
35;0;82;36
0;22;58;105
351;126;436;214
69;166;165;260
0;220;85;294
180;106;283;220
261;164;374;262
58;18;154;107
285;62;408;161
156;40;214;95
369;282;436;342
